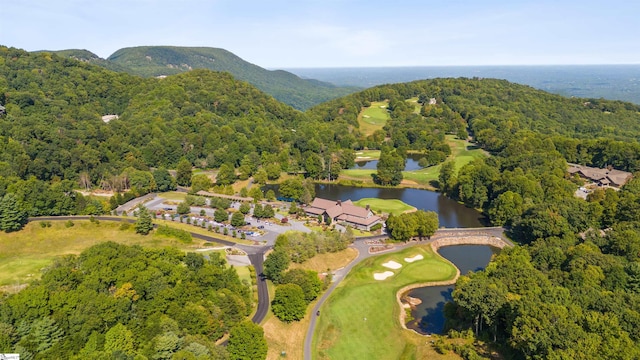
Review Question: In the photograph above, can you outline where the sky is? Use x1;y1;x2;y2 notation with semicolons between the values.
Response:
2;0;639;68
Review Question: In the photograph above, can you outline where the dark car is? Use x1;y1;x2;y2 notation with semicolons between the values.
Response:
258;225;264;229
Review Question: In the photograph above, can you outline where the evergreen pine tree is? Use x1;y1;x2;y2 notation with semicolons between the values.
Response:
135;206;153;235
0;193;28;232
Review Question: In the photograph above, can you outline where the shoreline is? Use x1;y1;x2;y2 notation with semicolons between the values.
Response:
396;242;461;335
396;237;513;336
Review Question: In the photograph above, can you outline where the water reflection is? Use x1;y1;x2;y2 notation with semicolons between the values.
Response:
352;154;424;171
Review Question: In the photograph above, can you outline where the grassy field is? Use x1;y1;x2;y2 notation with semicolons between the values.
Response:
153;218;256;245
358;101;390;136
339;168;376;181
354;149;381;161
289;247;358;273
406;97;422;114
0;220;218;288
157;191;187;201
353;198;416;216
263;248;359;359
313;245;458;360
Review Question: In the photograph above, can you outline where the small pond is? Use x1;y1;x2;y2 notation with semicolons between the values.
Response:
352;153;424;171
405;245;499;334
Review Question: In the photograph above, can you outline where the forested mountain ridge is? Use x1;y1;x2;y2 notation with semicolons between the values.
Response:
0;46;311;181
48;45;359;110
307;77;640;171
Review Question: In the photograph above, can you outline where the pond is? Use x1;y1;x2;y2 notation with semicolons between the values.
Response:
265;183;485;228
352;153;424;171
405;245;498;334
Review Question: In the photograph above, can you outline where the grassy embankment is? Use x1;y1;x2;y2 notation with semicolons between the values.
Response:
262;248;358;360
0;220;224;289
313;245;459;360
341;135;486;189
353;198;416;216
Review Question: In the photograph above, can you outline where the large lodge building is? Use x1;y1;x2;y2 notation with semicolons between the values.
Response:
304;197;382;231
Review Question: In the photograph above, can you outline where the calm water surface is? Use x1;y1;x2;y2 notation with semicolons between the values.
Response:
406;245;498;334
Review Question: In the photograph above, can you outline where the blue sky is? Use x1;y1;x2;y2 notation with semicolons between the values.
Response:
2;0;638;68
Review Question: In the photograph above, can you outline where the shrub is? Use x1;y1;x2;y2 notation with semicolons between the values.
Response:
370;223;383;232
119;222;131;231
156;225;192;243
65;220;74;228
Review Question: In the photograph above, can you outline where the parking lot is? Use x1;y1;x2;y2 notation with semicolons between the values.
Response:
138;194;311;246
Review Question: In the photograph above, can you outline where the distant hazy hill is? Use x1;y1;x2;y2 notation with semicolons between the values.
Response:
42;49;130;73
104;46;358;109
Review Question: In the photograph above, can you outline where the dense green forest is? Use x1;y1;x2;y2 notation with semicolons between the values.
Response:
49;46;359;110
0;242;254;359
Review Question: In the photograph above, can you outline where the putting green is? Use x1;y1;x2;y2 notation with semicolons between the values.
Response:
353;198;415;216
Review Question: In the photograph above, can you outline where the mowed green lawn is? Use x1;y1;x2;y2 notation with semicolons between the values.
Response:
313;245;457;360
358;101;390;136
354;149;381;161
0;220;220;288
353;198;415;216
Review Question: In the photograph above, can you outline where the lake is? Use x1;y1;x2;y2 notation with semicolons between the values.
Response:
265;183;485;228
405;245;498;334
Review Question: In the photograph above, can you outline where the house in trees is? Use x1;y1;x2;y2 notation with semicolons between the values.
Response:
0;105;5;116
305;197;381;231
568;164;632;188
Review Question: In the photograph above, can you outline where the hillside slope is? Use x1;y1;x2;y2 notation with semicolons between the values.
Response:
43;49;130;73
105;46;358;109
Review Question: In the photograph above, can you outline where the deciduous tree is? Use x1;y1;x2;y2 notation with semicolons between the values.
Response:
227;321;267;360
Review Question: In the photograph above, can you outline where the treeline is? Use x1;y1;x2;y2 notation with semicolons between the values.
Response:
0;242;259;359
435;119;640;356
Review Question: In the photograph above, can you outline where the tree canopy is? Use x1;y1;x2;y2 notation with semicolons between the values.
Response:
0;242;251;358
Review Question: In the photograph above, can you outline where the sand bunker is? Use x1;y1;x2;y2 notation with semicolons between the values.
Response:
373;271;394;280
404;254;424;263
382;260;402;269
